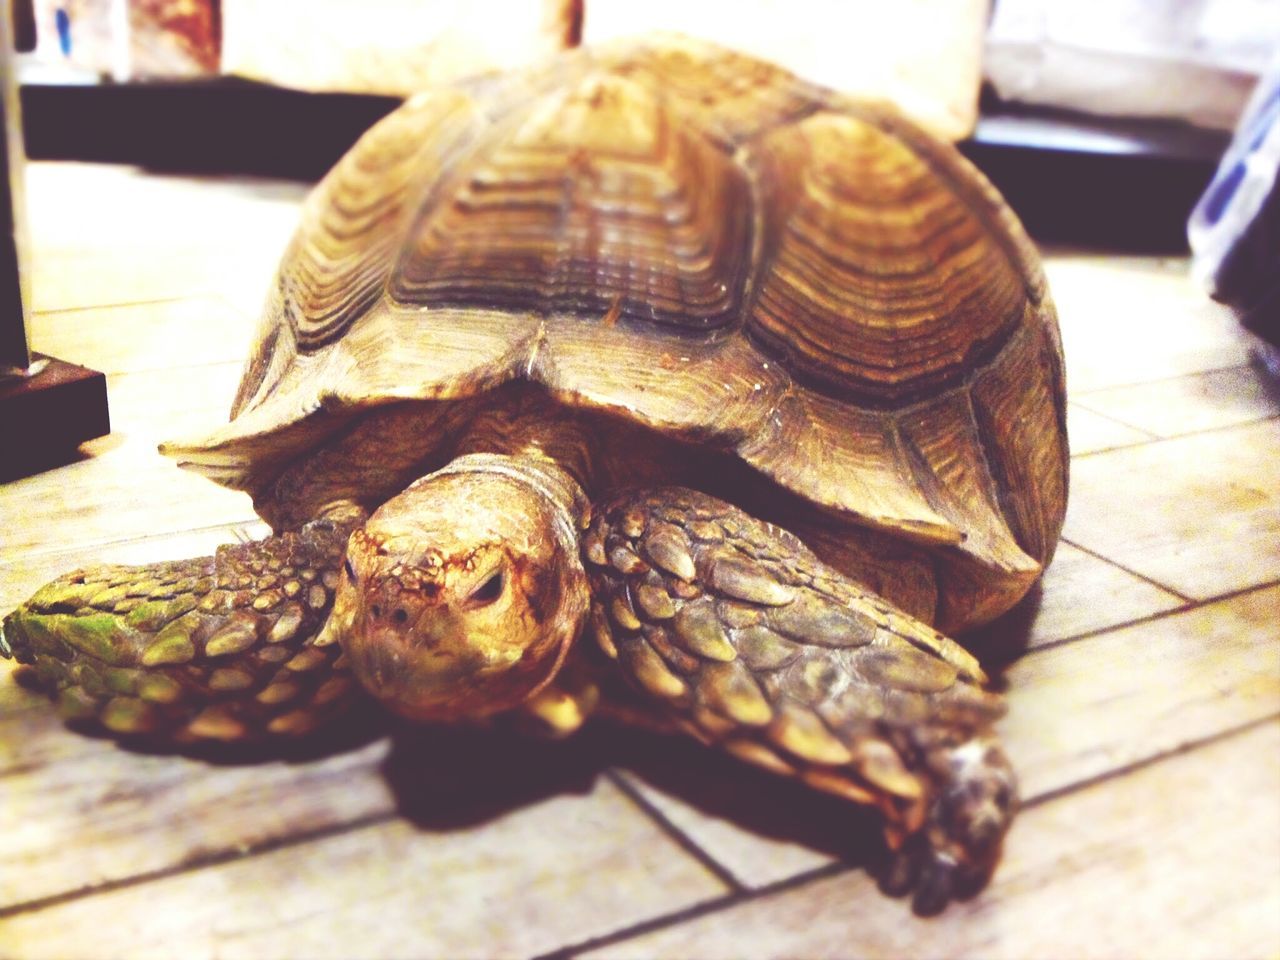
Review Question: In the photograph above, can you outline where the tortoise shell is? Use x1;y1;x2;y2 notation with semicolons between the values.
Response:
167;35;1068;631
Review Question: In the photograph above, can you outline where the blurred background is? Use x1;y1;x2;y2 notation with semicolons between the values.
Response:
5;0;1280;467
7;0;1278;244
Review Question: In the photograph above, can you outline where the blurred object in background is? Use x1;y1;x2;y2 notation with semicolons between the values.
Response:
220;0;579;96
584;0;988;141
1190;51;1280;369
986;0;1280;130
130;0;218;75
2;0;33;373
29;0;219;80
1;0;111;471
15;0;1264;255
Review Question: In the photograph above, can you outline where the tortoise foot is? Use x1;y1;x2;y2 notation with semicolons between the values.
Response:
882;733;1017;914
2;519;360;742
583;486;1017;913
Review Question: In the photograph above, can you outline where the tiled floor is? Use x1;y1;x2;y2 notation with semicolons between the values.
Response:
1;162;1278;959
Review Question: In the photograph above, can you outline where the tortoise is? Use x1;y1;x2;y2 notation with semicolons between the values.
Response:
1;35;1068;914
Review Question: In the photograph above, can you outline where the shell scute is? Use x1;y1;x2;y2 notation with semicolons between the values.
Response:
167;36;1066;628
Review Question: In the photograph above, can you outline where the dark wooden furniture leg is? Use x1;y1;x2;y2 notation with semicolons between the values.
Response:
0;0;109;477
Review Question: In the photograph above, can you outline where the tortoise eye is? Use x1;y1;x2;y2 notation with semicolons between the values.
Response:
468;570;504;606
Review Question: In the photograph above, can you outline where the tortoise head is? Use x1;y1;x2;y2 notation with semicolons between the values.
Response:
326;455;590;721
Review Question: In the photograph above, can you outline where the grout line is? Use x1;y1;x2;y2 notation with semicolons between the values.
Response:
605;771;746;895
31;295;201;317
530;861;851;960
1021;712;1280;811
101;357;246;380
0;517;266;571
1069;413;1280;459
1021;576;1280;658
212;292;266;322
1057;538;1196;603
1069;362;1255;396
0;810;397;921
1190;577;1280;605
1067;401;1161;441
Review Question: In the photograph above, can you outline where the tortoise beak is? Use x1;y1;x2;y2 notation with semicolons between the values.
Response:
342;590;493;718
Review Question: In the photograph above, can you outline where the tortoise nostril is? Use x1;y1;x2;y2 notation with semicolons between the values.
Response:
371;604;383;619
393;608;409;625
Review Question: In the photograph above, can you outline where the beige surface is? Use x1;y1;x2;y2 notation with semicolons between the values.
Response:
223;0;986;139
1;163;1278;958
221;0;577;96
583;0;989;140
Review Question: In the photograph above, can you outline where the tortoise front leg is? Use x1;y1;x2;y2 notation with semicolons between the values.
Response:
583;488;1017;914
1;518;362;742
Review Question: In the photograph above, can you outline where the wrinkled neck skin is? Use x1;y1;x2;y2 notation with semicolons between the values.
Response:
453;390;598;491
328;404;593;723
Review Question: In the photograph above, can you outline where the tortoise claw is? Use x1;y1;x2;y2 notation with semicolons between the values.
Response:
0;618;14;660
878;845;920;898
877;734;1016;913
911;853;957;917
879;837;982;915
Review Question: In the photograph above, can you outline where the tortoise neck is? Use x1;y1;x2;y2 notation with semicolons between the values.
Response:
453;385;597;491
425;452;590;542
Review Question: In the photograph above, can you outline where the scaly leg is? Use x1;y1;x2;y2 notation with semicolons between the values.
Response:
1;519;360;742
583;488;1017;914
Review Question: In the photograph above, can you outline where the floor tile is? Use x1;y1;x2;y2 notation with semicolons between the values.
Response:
0;693;393;910
30;297;256;376
1062;419;1280;599
25;164;304;313
1001;585;1280;800
1065;402;1154;456
0;774;729;960
1044;254;1254;393
1018;541;1184;648
614;766;837;890
0;522;269;616
585;722;1280;960
0;364;257;561
1073;365;1280;439
0;450;254;562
